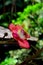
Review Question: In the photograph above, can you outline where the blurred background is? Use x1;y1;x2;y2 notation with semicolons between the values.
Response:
0;0;43;65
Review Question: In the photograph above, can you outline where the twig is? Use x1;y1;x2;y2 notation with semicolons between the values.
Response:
3;0;5;13
31;45;38;51
18;48;43;65
35;56;43;60
0;38;15;44
11;0;16;18
30;62;37;65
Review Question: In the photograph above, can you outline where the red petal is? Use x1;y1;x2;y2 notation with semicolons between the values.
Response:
9;23;15;31
18;40;30;49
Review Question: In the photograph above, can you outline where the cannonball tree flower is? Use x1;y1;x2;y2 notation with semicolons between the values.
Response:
9;23;30;49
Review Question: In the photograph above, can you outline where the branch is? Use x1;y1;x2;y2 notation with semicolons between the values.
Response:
18;48;43;65
11;0;16;17
0;38;14;44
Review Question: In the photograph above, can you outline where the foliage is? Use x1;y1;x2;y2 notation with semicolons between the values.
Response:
0;0;43;65
12;3;43;38
0;49;31;65
0;58;17;65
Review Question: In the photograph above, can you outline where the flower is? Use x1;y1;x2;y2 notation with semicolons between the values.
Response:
9;23;30;49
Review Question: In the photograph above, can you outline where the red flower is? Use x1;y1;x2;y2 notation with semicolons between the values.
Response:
9;23;30;49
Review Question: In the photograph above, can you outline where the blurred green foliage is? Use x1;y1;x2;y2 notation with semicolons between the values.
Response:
12;3;43;38
0;58;17;65
0;0;43;65
0;49;31;65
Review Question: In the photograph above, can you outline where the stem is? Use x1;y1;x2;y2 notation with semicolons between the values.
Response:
18;48;43;65
11;0;16;18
